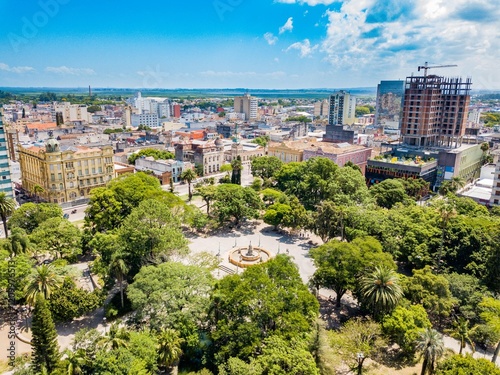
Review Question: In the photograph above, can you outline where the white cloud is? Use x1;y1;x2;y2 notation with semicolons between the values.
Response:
274;57;280;62
264;32;278;45
0;63;34;73
45;66;95;75
286;39;318;57
318;0;500;88
279;17;294;34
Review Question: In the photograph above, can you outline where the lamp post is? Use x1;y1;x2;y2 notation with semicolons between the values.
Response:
356;352;364;375
277;243;280;254
103;317;107;334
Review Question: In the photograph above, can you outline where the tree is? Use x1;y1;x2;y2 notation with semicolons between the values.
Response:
382;304;432;355
370;179;410;209
109;251;129;309
181;168;197;201
436;354;500;375
310;237;395;307
263;203;291;230
127;262;213;332
31;295;60;374
25;264;64;305
230;156;242;185
8;203;63;234
478;297;500;363
251;156;283;180
128;149;174;164
98;323;130;351
0;192;16;238
212;184;262;226
402;266;456;322
261;188;284;206
310;200;345;242
48;278;102;323
359;266;403;318
329;317;385;374
209;255;319;364
197;185;217;214
157;328;184;375
30;217;82;260
33;184;45;203
8;227;31;256
254;336;320;375
445;317;475;355
117;199;188;278
60;348;86;375
85;172;165;233
415;328;444;375
435;201;457;272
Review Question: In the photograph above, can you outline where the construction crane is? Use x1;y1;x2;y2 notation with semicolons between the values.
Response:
417;62;458;76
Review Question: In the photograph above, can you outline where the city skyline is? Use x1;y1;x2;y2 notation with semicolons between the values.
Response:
0;0;499;89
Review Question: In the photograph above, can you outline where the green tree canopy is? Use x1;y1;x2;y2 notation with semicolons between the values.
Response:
209;255;319;364
370;179;412;209
212;184;262;226
128;148;174;164
251;156;283;180
30;217;82;260
8;203;63;234
310;237;395;307
436;354;500;375
31;295;60;374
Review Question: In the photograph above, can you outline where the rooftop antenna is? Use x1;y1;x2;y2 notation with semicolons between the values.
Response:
417;62;458;77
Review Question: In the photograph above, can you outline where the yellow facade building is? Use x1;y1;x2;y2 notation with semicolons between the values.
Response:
18;138;114;204
267;141;304;163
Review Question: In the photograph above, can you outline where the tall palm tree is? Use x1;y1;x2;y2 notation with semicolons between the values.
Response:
0;192;16;238
63;348;86;375
24;264;63;305
415;328;444;375
359;266;403;318
449;177;466;193
180;168;197;202
157;328;184;375
445;317;475;355
33;184;45;203
109;252;129;309
98;323;130;351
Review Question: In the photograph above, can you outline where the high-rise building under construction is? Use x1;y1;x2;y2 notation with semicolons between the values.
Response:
401;75;472;148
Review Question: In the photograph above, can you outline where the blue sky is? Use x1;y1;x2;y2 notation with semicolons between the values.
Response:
0;0;498;89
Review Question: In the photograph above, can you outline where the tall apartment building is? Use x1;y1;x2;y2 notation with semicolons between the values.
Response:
234;93;258;121
131;113;159;128
328;91;356;126
0;110;13;197
313;100;329;119
54;103;89;124
401;75;471;148
375;80;405;130
18;138;114;204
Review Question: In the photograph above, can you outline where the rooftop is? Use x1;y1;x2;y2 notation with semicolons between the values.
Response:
270;139;369;155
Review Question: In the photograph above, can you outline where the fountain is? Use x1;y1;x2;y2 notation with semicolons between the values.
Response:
228;241;272;268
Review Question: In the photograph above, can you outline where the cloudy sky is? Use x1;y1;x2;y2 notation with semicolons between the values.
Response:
0;0;498;89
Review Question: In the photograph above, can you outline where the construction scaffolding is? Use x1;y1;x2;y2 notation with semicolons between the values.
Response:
401;75;472;148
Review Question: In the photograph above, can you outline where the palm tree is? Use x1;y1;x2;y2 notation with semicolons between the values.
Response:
180;168;197;202
63;348;86;375
415;328;444;375
449;177;466;193
98;323;130;351
109;252;129;309
25;264;63;305
8;227;31;256
445;317;475;355
0;192;16;238
359;266;403;318
157;328;184;375
33;184;45;203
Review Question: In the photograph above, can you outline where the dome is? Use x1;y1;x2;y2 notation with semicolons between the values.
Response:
45;138;60;153
215;137;223;146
